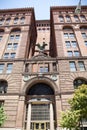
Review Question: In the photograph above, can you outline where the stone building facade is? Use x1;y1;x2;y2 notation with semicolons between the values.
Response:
0;5;87;130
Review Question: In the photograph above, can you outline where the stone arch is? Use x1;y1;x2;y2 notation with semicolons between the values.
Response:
63;25;74;30
21;77;59;95
10;28;21;33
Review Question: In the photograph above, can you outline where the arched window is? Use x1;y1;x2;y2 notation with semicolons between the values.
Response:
14;17;18;24
59;15;64;22
74;15;79;22
66;15;71;22
80;15;86;22
6;18;11;25
0;80;8;93
0;18;4;25
74;78;87;89
20;17;25;24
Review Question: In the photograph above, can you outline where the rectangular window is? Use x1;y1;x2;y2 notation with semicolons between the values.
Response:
64;33;68;38
69;33;75;38
78;61;85;71
9;35;14;40
15;35;20;40
65;41;71;48
10;53;16;59
7;43;12;50
69;61;76;71
67;51;73;57
84;41;87;46
0;64;4;73
82;33;87;39
40;67;48;73
6;63;13;73
3;53;9;59
71;41;77;48
74;51;80;56
13;43;18;50
0;36;2;42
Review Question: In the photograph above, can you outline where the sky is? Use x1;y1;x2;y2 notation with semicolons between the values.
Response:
0;0;87;20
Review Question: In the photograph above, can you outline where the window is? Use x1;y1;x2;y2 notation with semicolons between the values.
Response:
10;53;16;58
67;51;73;57
14;18;18;24
59;16;64;22
74;51;80;56
74;78;87;88
84;41;87;46
7;43;12;50
69;61;76;71
40;67;48;73
64;33;68;38
6;18;11;25
15;35;20;40
74;15;79;22
69;33;75;38
65;41;71;48
0;64;4;73
0;19;4;25
66;15;71;22
82;33;87;39
0;80;8;93
6;63;13;73
80;15;86;22
9;35;14;40
71;41;77;48
20;17;25;24
78;61;85;71
0;36;2;42
13;43;18;50
3;53;9;59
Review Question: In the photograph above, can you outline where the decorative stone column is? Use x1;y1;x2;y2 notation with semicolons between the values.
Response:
50;103;54;130
26;103;31;130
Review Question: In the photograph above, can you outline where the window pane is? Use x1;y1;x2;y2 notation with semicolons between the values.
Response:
3;53;9;59
71;41;77;48
66;16;71;22
74;51;80;56
82;33;87;38
64;33;68;38
59;16;64;22
0;64;4;73
0;36;2;41
13;43;18;50
40;67;48;73
7;43;12;50
84;41;87;46
9;35;14;40
65;41;71;48
6;63;13;73
78;61;85;71
69;61;76;71
67;51;73;57
69;33;75;38
20;17;25;24
15;35;20;40
10;53;16;58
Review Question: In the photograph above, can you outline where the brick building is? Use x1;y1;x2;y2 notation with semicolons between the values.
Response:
0;5;87;130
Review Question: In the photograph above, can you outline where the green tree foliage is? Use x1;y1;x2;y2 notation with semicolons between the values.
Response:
60;110;80;130
0;105;6;127
69;84;87;120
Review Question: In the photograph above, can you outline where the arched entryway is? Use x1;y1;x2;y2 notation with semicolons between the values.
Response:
25;82;55;130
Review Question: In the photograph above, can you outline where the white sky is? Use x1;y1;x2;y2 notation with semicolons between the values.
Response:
0;0;87;20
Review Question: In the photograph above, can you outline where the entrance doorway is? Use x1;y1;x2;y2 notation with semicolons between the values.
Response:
31;122;50;130
25;83;55;130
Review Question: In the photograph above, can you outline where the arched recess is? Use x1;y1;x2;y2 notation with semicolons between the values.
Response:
73;77;87;89
10;28;21;33
0;79;8;93
23;77;58;130
22;77;59;95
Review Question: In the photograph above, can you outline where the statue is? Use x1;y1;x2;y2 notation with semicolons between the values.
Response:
36;42;47;51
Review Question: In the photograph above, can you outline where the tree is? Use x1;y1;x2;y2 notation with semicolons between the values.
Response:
0;105;7;127
69;84;87;120
60;110;80;130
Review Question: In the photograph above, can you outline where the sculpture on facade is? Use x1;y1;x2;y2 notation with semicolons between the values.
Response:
36;42;47;52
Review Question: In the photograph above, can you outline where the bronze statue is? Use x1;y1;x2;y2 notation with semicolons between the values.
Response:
36;42;47;51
